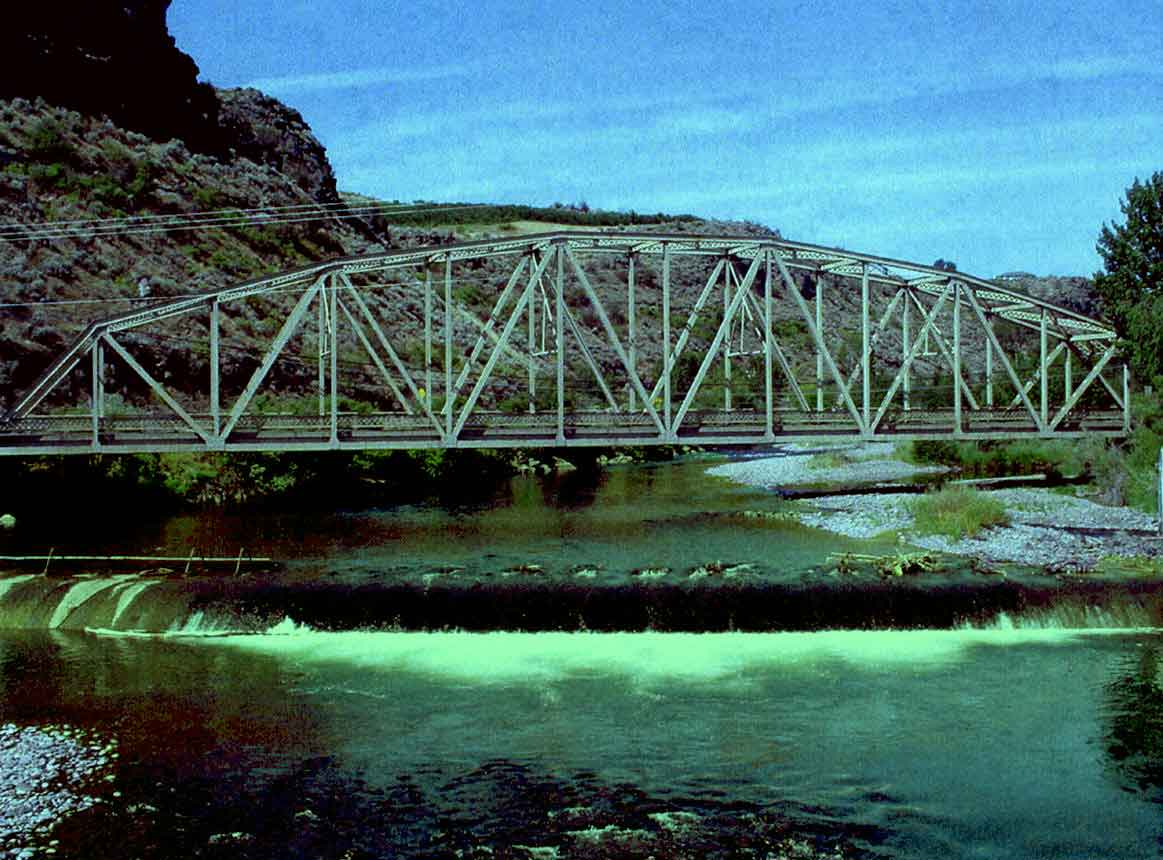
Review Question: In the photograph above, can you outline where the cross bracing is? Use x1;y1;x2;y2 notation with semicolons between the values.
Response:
0;230;1128;456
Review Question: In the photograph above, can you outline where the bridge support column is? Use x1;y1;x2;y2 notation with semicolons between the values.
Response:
445;256;453;441
953;282;962;435
1040;309;1049;430
329;274;339;446
528;256;537;413
763;250;774;440
90;341;104;450
1064;348;1073;402
210;298;220;437
1124;365;1131;435
662;242;672;438
555;244;566;444
318;290;327;417
985;337;993;408
861;264;870;432
815;276;824;412
901;295;911;411
723;258;732;412
627;253;637;412
425;267;433;408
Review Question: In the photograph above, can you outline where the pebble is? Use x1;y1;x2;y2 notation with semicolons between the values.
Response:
0;723;117;858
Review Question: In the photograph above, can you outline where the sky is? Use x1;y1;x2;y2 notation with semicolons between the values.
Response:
168;0;1162;277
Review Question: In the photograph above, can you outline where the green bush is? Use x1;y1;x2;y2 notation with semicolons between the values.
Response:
911;486;1010;538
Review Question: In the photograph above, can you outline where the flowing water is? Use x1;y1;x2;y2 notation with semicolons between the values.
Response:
1;457;1162;858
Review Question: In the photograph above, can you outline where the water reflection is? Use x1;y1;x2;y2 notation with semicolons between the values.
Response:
1104;644;1163;802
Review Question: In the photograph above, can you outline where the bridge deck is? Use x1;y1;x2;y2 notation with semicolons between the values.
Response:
0;408;1127;456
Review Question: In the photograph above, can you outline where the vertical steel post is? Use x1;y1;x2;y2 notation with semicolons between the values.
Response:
1157;447;1162;537
329;274;339;444
1123;364;1131;435
764;249;774;438
985;337;993;408
628;253;637;412
527;254;537;413
424;267;433;404
861;263;870;430
815;276;824;412
953;282;962;434
317;290;326;417
444;256;453;439
723;258;732;412
1040;309;1049;429
90;341;103;448
901;294;911;412
210;298;220;436
662;243;672;436
555;244;565;443
1064;348;1073;402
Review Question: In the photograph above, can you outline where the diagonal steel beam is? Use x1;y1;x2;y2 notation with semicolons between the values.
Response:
1050;345;1116;430
772;253;865;430
560;306;621;411
836;288;905;409
452;256;530;397
564;246;665;435
903;290;980;412
1007;341;1065;409
221;278;325;440
103;333;210;443
869;287;952;434
743;291;811;411
962;287;1044;431
673;256;762;431
453;282;534;440
647;258;726;403
340;276;444;436
337;298;411;413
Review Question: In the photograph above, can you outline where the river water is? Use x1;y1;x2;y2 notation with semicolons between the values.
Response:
1;457;1162;858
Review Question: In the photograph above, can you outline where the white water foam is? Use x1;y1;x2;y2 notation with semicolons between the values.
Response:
48;576;137;629
0;574;36;602
966;603;1157;631
108;580;158;628
200;625;1151;686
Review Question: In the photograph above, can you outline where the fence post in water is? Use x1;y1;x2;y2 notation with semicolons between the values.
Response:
235;547;245;577
42;547;54;576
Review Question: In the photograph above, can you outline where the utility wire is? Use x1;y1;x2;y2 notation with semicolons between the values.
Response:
0;200;496;242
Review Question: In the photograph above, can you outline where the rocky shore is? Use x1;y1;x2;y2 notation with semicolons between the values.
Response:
0;723;117;859
709;445;1162;571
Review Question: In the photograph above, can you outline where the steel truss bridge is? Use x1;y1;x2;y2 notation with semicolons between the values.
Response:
0;231;1129;455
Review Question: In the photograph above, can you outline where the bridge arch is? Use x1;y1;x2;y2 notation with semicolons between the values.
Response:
0;231;1128;455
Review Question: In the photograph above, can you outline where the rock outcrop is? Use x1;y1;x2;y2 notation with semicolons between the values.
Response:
216;88;339;203
1;1;223;155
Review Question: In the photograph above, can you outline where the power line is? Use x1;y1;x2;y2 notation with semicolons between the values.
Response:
0;200;497;242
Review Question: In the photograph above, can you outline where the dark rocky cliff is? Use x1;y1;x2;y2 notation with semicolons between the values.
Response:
2;1;222;155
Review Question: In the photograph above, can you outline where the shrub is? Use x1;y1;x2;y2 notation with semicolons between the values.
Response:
911;486;1010;539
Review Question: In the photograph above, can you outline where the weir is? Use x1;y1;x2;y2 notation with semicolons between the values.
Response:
2;570;1161;635
0;231;1128;455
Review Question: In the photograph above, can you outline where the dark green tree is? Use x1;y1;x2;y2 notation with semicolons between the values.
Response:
1094;172;1163;384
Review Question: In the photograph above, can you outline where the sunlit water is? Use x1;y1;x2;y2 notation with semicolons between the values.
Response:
1;458;1162;858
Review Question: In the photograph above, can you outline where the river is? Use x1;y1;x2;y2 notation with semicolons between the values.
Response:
1;456;1161;858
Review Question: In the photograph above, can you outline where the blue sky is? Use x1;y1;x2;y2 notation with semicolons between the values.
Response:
168;1;1162;277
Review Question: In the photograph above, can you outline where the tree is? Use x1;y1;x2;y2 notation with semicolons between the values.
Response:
933;258;958;272
1095;172;1163;384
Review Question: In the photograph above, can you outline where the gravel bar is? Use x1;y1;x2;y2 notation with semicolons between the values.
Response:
0;723;117;859
709;447;1162;571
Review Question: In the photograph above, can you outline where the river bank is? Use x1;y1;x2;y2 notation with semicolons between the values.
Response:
708;444;1162;573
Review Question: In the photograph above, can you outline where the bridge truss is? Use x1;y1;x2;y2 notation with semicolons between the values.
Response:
0;231;1128;455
